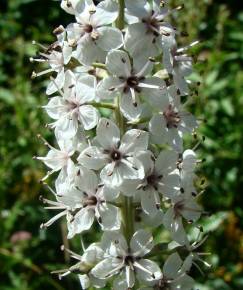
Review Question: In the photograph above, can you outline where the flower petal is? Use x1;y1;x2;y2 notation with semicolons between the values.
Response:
130;229;154;257
96;27;123;51
91;257;122;279
67;208;95;238
98;203;121;231
79;105;99;130
78;146;107;170
106;50;131;77
120;129;149;154
96;118;120;149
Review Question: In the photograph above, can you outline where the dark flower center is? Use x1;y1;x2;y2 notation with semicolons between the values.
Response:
146;172;163;190
142;11;160;36
85;195;97;206
157;278;170;290
124;255;135;265
110;149;122;161
163;105;181;128
126;76;140;88
84;24;93;33
66;100;79;112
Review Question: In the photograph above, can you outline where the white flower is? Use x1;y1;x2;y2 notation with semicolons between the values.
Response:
35;132;75;181
78;118;149;186
162;41;199;95
91;230;162;289
31;29;72;95
149;86;198;152
98;50;166;120
120;150;180;216
67;0;123;65
178;149;198;189
163;192;203;246
124;0;175;63
140;252;194;290
55;243;106;288
181;235;211;275
40;167;121;237
61;0;81;14
44;70;99;138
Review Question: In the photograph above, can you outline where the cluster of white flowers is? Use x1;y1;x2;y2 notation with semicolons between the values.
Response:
32;0;210;289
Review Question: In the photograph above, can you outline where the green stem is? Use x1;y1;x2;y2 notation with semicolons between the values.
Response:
115;97;134;242
114;0;135;244
92;62;107;70
116;0;125;30
127;117;150;125
88;101;116;110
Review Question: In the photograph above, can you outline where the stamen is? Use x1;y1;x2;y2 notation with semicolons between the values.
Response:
32;40;48;50
133;261;155;277
135;59;153;78
31;68;53;78
50;76;65;98
138;82;165;90
60;245;83;260
40;210;67;228
130;88;137;106
177;41;200;53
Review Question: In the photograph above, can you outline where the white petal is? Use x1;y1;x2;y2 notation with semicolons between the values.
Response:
113;270;135;290
94;0;119;26
55;115;78;139
142;210;164;227
76;38;106;66
78;274;90;289
130;229;154;257
181;112;198;132
97;76;123;100
125;22;160;60
68;208;95;238
173;72;189;96
106;50;131;77
44;96;63;120
140;77;167;107
158;173;180;199
79;105;99;130
78;146;107;170
182;149;197;172
96;118;120;149
76;167;98;193
171;274;195;290
141;190;160;217
96;27;123;51
163;252;183;279
91;257;122;279
120;129;149;154
119;179;139;197
135;259;162;283
120;94;143;121
100;163;124;186
136;150;155;176
76;75;97;103
102;185;120;201
125;0;148;18
162;47;174;74
180;198;202;222
155;150;178;174
149;114;168;140
98;203;121;231
46;69;65;95
163;208;188;245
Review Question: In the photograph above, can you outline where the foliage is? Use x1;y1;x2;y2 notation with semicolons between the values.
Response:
0;0;242;289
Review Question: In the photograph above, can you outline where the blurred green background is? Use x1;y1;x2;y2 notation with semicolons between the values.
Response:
0;0;243;289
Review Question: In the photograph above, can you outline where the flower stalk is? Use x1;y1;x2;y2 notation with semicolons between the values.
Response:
32;0;209;289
